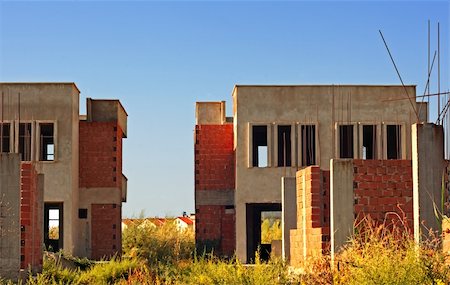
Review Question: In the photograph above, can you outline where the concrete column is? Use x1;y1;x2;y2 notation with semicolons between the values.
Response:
0;154;21;279
412;123;445;243
330;159;354;261
281;177;296;261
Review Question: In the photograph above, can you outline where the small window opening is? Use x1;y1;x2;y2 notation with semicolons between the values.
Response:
301;125;316;166
19;123;32;161
252;126;267;167
78;208;88;219
387;125;401;159
362;125;377;159
277;125;291;167
339;125;354;158
0;123;10;153
40;123;54;161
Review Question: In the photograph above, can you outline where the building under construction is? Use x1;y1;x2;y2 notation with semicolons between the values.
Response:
194;84;449;263
0;82;127;278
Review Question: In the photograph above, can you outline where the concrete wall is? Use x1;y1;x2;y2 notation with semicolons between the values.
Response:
0;154;21;279
330;159;354;259
233;85;420;261
281;177;296;261
196;102;226;125
0;83;80;255
412;123;445;243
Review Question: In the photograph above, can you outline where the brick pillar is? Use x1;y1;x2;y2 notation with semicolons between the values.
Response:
20;163;43;272
290;166;330;266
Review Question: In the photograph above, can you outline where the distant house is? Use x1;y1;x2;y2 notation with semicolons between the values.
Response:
174;216;194;231
121;218;167;231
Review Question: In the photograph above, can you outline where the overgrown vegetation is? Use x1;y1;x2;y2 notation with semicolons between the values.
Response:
261;218;282;244
6;216;449;284
122;220;195;264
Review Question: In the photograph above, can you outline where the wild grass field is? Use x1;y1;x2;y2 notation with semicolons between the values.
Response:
5;218;450;284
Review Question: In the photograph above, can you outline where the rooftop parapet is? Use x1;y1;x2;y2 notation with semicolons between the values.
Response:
86;98;128;137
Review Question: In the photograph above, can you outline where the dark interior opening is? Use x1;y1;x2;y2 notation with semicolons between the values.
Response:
277;125;291;167
44;203;63;252
252;126;267;167
301;125;316;166
362;125;377;159
246;203;282;263
387;125;401;159
339;125;354;158
0;123;10;153
19;123;32;161
40;123;54;161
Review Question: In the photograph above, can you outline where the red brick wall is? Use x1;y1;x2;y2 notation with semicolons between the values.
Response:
20;163;43;271
353;159;413;231
291;166;330;266
195;124;235;191
79;121;123;188
194;124;235;256
91;204;121;260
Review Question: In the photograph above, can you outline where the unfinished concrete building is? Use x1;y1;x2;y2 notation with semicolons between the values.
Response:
193;85;449;263
0;83;127;277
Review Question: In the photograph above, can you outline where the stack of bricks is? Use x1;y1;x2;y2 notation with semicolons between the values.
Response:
290;166;330;266
79;121;123;188
353;159;413;232
91;204;121;260
20;162;43;272
194;124;235;256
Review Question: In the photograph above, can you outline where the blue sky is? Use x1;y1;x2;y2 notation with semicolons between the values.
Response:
0;1;448;217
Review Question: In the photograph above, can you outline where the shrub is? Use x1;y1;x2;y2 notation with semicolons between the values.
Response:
122;219;195;264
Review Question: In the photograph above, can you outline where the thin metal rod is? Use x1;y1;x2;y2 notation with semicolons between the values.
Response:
379;30;419;121
438;22;441;124
436;97;450;124
383;90;450;102
428;20;430;97
418;50;437;118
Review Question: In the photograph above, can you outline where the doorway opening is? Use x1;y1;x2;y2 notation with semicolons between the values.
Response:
246;203;281;263
44;203;63;252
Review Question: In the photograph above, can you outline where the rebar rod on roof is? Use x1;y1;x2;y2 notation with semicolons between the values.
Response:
418;50;437;119
438;22;441;124
379;30;419;122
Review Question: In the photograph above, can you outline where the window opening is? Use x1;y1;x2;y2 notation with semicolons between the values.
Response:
339;125;354;158
301;125;316;166
40;123;54;161
387;125;401;159
252;126;267;167
362;125;377;159
0;123;10;153
277;125;291;167
19;123;31;161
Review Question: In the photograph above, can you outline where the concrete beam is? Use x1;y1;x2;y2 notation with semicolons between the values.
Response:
330;159;354;260
412;123;445;243
281;177;296;261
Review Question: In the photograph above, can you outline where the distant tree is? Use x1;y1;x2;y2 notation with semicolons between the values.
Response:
49;226;59;239
261;218;282;244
